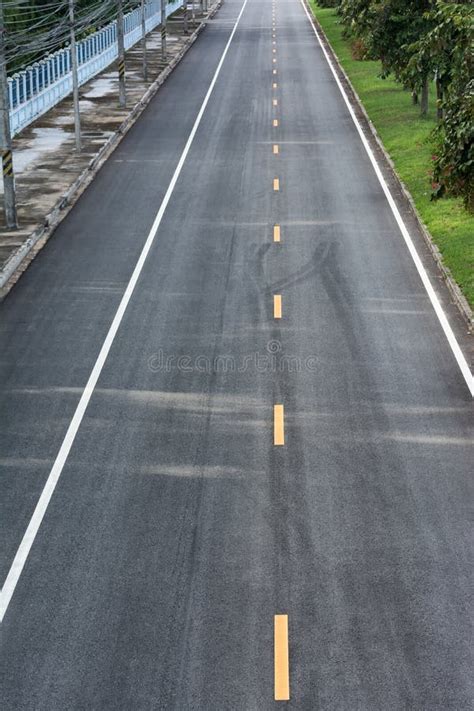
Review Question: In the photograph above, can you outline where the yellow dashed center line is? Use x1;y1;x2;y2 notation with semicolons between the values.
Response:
274;405;285;445
274;294;282;319
274;615;290;700
269;5;288;701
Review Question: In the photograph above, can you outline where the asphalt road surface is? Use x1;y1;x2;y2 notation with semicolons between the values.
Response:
1;0;473;708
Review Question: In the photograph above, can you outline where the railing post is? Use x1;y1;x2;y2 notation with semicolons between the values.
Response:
21;71;27;103
8;76;13;109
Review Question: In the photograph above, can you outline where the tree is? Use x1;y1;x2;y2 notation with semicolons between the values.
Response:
338;0;435;112
407;1;474;209
373;0;435;113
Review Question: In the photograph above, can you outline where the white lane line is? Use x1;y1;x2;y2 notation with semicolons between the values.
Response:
300;0;474;397
0;0;250;623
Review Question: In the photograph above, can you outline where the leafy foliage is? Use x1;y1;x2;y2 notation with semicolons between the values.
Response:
316;0;340;7
332;0;474;210
407;2;474;208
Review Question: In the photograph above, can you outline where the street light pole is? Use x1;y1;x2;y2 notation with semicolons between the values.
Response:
182;0;188;35
0;0;17;229
141;0;148;82
68;0;81;151
117;0;126;107
160;0;167;62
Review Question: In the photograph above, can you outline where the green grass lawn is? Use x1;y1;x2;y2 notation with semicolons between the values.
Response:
309;3;474;309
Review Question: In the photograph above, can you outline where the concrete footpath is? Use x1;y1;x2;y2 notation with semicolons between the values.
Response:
0;3;219;298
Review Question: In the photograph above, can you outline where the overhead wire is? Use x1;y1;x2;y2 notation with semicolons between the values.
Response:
4;0;135;71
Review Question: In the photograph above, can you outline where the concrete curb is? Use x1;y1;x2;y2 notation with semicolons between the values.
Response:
0;1;222;297
305;1;473;332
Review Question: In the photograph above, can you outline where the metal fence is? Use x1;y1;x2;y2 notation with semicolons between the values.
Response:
8;0;184;137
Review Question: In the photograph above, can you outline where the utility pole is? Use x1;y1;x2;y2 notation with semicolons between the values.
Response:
182;0;188;35
0;0;17;229
68;0;81;152
160;0;167;62
140;0;148;82
117;0;126;107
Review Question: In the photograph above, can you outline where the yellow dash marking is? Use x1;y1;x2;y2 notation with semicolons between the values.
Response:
273;99;278;107
274;405;285;445
273;224;281;242
273;119;279;127
273;144;279;154
274;295;282;319
273;178;280;191
274;614;290;699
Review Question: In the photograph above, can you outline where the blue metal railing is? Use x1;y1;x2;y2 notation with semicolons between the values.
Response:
9;0;184;137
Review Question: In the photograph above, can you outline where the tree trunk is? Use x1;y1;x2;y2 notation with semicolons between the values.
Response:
436;78;443;121
420;75;429;117
412;91;418;105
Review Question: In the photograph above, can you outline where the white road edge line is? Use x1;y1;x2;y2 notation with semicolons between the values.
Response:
300;0;474;397
0;0;250;623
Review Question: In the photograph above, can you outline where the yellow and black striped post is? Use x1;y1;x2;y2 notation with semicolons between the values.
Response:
118;59;125;79
2;149;13;179
0;147;17;228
